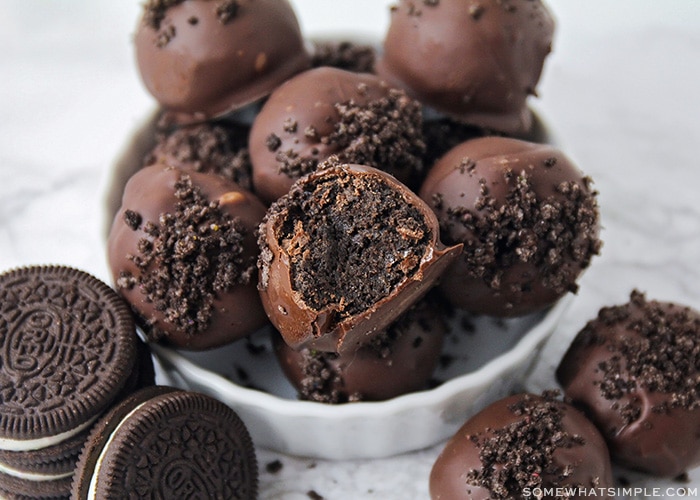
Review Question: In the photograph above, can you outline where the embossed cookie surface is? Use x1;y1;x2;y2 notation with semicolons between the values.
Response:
72;387;258;499
0;265;137;445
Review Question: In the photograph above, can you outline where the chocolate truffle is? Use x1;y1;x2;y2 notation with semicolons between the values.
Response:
108;164;268;350
134;0;310;125
419;137;601;317
249;66;426;204
147;120;254;191
429;392;614;500
376;0;555;135
557;291;700;477
273;293;447;403
257;162;462;353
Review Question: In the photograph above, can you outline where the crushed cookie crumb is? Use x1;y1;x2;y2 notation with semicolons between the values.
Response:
437;168;601;298
265;459;283;474
466;392;589;499
118;174;255;340
273;88;425;187
583;290;700;419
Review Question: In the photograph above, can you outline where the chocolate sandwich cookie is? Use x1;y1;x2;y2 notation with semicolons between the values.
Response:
0;430;85;499
0;265;139;498
0;426;87;480
72;386;258;500
0;470;73;499
114;336;156;400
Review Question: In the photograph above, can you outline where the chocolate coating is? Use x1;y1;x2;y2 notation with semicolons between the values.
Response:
430;393;613;500
134;0;310;125
273;294;447;403
257;163;462;353
107;164;268;350
557;291;700;477
249;67;426;204
376;0;555;135
419;137;601;317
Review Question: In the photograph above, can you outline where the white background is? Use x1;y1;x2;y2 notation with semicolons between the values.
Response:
1;1;699;498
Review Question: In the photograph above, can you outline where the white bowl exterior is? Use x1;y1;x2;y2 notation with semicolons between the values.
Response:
153;296;570;460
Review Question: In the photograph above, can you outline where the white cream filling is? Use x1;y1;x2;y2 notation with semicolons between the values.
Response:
0;460;73;482
0;416;97;452
87;401;148;500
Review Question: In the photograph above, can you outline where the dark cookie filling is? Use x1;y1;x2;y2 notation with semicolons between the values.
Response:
266;87;425;184
434;170;600;297
585;290;699;420
116;175;255;339
147;122;253;190
310;40;377;73
261;166;431;319
466;392;589;499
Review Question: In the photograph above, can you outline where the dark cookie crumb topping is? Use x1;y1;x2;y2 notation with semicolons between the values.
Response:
297;350;349;404
260;165;431;323
295;297;442;403
116;174;255;339
586;290;700;420
266;88;425;186
435;168;601;298
311;41;377;73
422;118;495;168
144;0;241;39
466;392;589;499
147;122;253;190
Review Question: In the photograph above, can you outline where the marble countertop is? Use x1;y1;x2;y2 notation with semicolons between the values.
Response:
1;1;699;498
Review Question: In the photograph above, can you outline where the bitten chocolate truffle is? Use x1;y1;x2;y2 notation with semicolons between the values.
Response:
429;392;614;500
107;164;268;350
257;162;462;353
249;66;426;204
134;0;310;125
419;137;601;317
376;0;555;135
557;291;700;477
272;293;447;403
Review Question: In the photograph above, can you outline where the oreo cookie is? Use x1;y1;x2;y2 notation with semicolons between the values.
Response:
0;265;141;498
72;386;258;499
0;469;73;499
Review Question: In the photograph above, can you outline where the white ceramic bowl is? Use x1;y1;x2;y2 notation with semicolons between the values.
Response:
151;297;570;460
